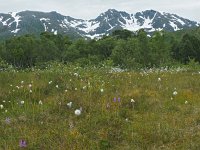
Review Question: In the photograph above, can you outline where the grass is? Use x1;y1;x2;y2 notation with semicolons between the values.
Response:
0;65;200;149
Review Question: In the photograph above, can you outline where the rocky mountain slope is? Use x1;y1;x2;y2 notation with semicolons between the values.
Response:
0;9;199;39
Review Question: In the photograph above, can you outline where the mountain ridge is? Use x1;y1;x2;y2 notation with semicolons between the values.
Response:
0;9;199;39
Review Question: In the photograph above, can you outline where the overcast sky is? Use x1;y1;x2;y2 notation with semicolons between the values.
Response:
1;0;200;21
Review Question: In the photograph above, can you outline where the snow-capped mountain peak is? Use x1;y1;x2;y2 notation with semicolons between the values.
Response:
0;9;199;39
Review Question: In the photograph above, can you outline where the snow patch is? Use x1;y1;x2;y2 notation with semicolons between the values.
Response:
10;12;21;28
11;29;20;33
2;18;11;26
169;21;179;31
176;18;185;25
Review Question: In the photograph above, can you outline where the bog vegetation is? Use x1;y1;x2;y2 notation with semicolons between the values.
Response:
0;28;200;149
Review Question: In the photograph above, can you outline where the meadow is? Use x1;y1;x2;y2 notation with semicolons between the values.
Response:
0;64;200;149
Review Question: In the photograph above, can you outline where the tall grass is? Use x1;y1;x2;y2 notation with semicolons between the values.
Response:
0;65;200;149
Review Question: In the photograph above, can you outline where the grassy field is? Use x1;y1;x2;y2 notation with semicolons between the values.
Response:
0;65;200;149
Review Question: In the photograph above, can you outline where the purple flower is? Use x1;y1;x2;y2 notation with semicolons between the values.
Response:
113;97;116;102
118;97;121;102
19;140;27;148
5;117;11;124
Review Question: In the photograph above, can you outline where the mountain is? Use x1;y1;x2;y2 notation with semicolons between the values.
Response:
0;9;199;40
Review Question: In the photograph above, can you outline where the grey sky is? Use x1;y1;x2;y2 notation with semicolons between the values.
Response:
1;0;200;21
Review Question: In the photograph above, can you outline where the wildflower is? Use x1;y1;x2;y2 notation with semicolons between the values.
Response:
173;91;178;96
67;102;72;108
29;90;32;93
113;97;116;102
118;97;121;102
82;86;87;90
20;101;25;105
5;117;11;124
65;90;68;92
49;81;52;84
21;81;24;84
0;104;4;109
69;121;74;129
5;110;8;113
158;78;161;81
56;85;59;88
19;140;27;148
185;101;188;104
100;89;104;92
75;109;81;116
74;73;79;77
39;100;43;105
131;99;135;103
75;88;77;91
106;103;110;109
28;84;32;88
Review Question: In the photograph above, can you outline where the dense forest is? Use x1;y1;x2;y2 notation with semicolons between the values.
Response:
0;28;200;69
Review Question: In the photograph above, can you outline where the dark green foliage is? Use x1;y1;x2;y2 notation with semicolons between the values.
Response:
0;28;200;69
172;33;200;63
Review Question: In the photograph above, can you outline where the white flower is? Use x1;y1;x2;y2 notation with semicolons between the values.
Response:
75;88;77;91
49;81;52;84
29;84;32;88
185;101;188;104
39;100;43;105
131;99;135;103
5;110;8;113
158;78;161;81
100;89;104;92
56;85;59;88
75;109;81;116
82;86;87;90
29;90;32;93
20;101;24;104
74;73;79;77
67;102;72;108
0;104;4;109
21;81;24;84
173;91;178;96
65;90;68;92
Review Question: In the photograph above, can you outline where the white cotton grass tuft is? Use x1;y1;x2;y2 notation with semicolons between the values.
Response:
39;100;43;105
67;102;72;108
173;91;178;96
131;99;135;103
75;108;82;116
0;104;4;109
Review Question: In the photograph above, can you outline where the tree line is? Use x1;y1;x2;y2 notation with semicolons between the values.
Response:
0;29;200;69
